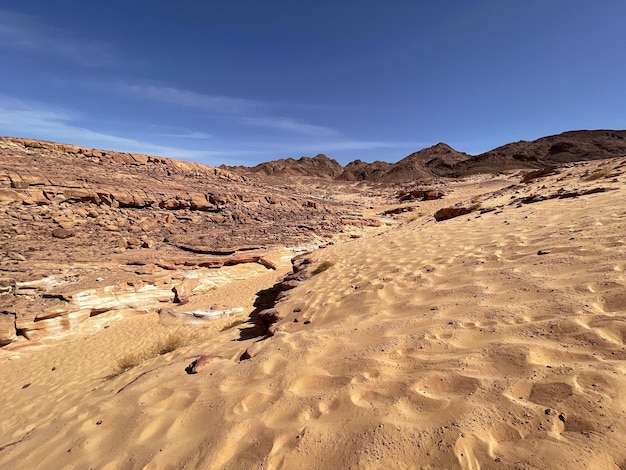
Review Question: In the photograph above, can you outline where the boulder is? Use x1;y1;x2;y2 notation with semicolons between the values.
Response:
434;205;478;222
172;278;199;304
0;311;17;346
255;308;282;336
51;228;75;239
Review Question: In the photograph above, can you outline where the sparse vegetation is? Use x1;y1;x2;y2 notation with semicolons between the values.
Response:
115;352;146;373
405;212;425;223
220;319;244;331
520;166;558;183
114;329;198;375
583;169;610;182
312;260;335;275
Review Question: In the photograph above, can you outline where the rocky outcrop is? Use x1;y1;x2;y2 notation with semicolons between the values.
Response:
255;309;282;337
0;137;378;346
434;205;479;222
0;137;369;264
239;254;314;340
397;188;445;202
0;311;16;346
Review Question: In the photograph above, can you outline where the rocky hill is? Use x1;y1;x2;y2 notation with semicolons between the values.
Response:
449;129;626;176
340;143;471;183
227;130;626;182
226;154;343;179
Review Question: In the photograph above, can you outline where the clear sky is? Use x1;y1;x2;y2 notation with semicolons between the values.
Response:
0;1;625;166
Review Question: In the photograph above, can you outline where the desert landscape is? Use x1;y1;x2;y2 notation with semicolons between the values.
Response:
1;131;625;469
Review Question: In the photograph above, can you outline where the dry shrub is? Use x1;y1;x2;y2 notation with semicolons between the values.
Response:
520;166;558;183
114;329;198;374
583;169;610;182
115;352;146;373
220;319;244;332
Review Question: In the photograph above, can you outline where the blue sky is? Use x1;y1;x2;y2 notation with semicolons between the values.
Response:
0;1;625;166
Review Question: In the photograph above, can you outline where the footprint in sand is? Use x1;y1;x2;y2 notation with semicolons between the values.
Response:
418;374;481;398
233;392;277;416
288;374;350;397
528;381;573;406
395;391;450;415
459;320;498;329
350;370;381;384
349;388;395;408
602;291;626;313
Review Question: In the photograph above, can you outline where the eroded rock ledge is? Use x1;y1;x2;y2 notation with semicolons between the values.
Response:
0;137;380;346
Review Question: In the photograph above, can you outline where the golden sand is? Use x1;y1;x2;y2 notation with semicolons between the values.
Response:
1;158;625;469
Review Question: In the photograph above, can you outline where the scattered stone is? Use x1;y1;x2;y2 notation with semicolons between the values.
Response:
434;205;479;222
21;383;31;389
185;355;222;374
0;311;17;346
398;189;444;202
537;249;551;255
558;413;566;423
239;349;252;361
51;228;74;239
256;308;282;336
303;319;311;325
280;280;300;291
172;278;199;304
6;252;26;261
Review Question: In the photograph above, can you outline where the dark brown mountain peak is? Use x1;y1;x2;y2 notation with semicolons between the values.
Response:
427;142;456;152
401;142;468;163
227;153;343;179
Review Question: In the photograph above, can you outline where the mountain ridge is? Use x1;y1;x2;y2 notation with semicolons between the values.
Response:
226;129;626;181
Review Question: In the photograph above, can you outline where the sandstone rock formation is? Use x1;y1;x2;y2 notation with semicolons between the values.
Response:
0;137;375;346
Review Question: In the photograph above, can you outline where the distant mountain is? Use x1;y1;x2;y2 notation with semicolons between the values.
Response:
226;130;626;182
337;159;394;181
224;154;343;179
338;143;470;182
449;130;626;176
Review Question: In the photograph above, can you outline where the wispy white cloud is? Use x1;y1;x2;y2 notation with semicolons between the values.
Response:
0;95;240;161
242;116;338;137
253;139;428;154
0;9;114;66
120;83;340;137
121;84;259;115
316;140;424;151
157;131;214;139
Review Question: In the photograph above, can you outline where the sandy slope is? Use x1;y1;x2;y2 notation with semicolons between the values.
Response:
1;158;625;469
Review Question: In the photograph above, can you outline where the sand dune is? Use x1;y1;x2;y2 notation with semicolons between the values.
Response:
1;157;625;469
